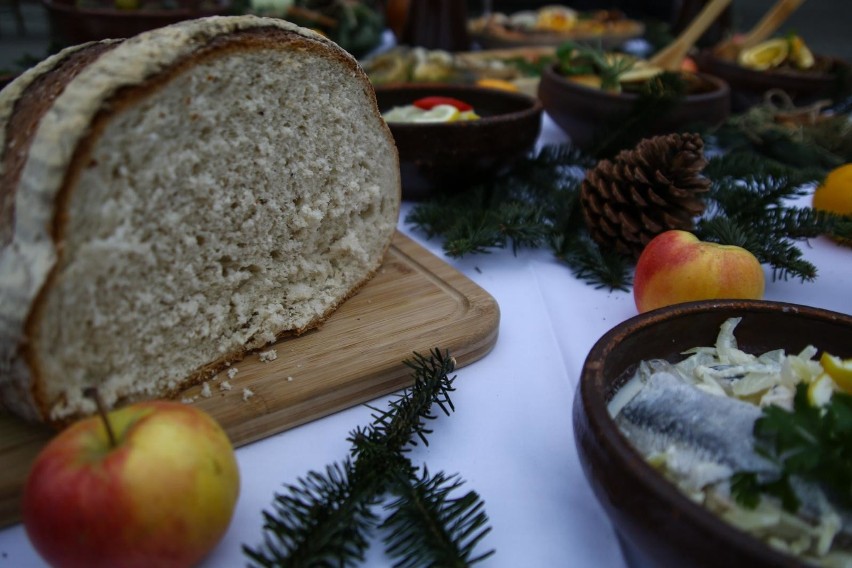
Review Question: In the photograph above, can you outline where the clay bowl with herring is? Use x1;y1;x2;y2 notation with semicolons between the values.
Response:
537;63;730;150
694;50;851;112
575;299;852;568
374;83;543;200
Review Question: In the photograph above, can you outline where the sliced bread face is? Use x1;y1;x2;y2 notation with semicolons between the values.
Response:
0;16;401;423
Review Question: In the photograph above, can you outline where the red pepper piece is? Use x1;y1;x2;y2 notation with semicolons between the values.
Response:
412;96;473;112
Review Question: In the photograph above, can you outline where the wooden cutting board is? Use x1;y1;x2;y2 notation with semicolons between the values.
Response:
0;231;500;528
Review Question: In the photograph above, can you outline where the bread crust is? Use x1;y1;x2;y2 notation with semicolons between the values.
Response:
0;16;400;424
0;40;123;421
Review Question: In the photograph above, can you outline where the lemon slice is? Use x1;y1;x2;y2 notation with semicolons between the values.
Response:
821;352;852;393
568;74;603;89
382;106;424;123
475;78;520;92
619;65;664;84
738;38;789;71
536;6;577;32
789;35;815;69
411;104;460;123
808;373;836;406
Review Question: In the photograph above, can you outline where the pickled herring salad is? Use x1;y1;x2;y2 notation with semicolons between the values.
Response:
610;318;852;566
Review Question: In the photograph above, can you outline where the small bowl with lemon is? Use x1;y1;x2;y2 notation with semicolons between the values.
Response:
375;83;543;200
696;35;851;112
537;45;730;151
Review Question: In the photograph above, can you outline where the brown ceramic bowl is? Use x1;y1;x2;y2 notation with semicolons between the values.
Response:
468;18;645;51
574;299;852;568
374;83;542;200
695;50;850;112
538;63;730;150
42;0;232;45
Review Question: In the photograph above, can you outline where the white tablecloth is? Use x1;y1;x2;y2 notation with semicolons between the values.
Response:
1;115;849;568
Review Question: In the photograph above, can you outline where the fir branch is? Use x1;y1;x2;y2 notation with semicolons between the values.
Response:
695;152;837;282
353;349;458;455
704;98;852;170
696;215;818;282
552;233;633;291
405;137;847;290
405;144;633;290
494;202;552;255
405;199;462;240
244;350;494;567
382;468;494;568
442;216;506;258
245;461;381;568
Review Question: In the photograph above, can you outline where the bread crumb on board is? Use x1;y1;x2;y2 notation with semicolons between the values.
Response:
200;382;212;398
259;349;278;362
220;380;232;391
227;367;239;380
242;388;255;401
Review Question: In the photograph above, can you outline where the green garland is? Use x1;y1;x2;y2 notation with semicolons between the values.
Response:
243;349;494;567
406;114;852;291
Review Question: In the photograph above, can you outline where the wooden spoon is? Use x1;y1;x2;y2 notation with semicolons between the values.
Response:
714;0;806;59
648;0;733;71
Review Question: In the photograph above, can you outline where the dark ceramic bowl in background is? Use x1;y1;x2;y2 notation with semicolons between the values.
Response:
374;84;542;200
695;51;850;112
538;63;730;150
574;299;852;568
41;0;232;45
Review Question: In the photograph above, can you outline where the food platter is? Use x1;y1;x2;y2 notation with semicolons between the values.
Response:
469;10;645;50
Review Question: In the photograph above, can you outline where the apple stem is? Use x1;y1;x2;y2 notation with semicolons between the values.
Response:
84;387;117;448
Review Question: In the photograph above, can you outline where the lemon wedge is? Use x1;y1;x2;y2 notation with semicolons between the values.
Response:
411;104;460;123
536;6;577;32
619;65;664;85
475;78;520;92
382;105;423;123
789;35;815;69
808;373;837;407
821;352;852;393
738;38;789;71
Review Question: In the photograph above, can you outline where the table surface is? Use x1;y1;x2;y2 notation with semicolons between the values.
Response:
1;115;849;568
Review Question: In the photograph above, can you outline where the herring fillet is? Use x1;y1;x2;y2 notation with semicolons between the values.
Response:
615;372;779;478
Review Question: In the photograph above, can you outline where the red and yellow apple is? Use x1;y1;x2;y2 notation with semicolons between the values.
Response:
23;400;240;568
633;230;765;313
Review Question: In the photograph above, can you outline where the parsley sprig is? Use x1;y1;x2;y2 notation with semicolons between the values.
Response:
732;383;852;512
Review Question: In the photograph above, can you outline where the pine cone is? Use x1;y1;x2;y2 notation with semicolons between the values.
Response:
580;132;710;259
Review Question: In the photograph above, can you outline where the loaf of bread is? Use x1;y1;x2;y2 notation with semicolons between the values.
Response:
0;16;401;424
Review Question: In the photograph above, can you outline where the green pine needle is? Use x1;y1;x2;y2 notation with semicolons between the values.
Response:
244;460;380;567
382;468;495;568
244;349;494;567
406;101;851;291
552;233;633;291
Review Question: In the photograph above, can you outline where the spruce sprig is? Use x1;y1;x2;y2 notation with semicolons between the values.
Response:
243;349;494;567
695;152;843;282
245;460;381;568
382;468;495;568
552;232;633;291
406;130;849;289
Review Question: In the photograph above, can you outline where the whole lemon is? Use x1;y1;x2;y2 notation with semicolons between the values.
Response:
813;164;852;215
812;164;852;246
